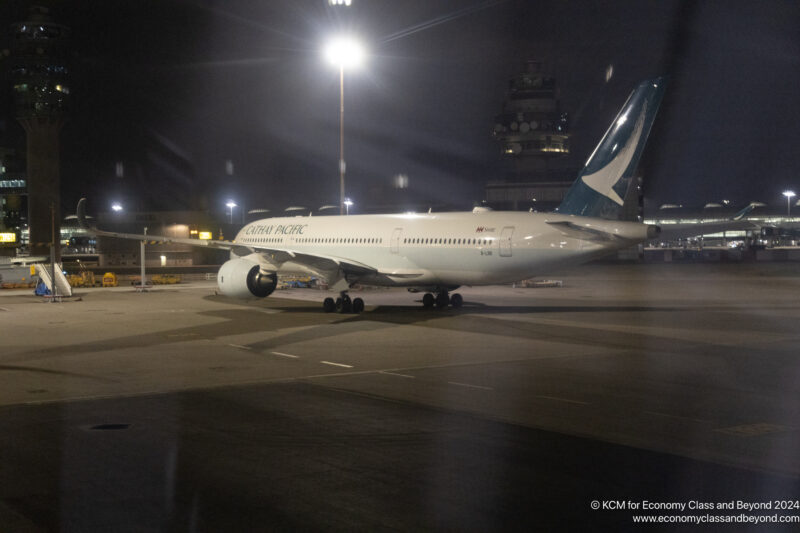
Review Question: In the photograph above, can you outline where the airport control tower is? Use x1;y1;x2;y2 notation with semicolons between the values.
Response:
487;61;576;211
9;5;70;258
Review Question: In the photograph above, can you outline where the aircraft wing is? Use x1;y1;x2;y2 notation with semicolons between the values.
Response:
254;247;377;277
77;198;239;251
77;198;378;279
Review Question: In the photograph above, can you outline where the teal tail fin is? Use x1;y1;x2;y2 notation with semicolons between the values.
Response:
556;77;667;218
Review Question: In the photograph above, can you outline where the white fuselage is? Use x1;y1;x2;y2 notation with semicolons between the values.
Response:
233;211;650;287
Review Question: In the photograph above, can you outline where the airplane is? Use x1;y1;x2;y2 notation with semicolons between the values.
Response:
78;77;667;313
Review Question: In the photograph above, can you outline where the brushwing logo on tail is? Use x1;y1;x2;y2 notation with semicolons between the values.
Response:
580;99;648;206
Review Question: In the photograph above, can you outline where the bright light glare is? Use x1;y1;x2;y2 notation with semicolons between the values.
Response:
343;199;353;207
783;191;796;198
111;203;122;212
226;201;237;208
324;37;365;69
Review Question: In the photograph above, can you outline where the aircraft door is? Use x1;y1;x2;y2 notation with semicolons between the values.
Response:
499;226;514;257
390;228;403;254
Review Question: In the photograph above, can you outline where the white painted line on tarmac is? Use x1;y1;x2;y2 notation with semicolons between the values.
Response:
536;395;588;405
448;381;493;391
321;361;353;368
271;351;299;359
227;343;251;350
379;371;415;379
644;410;712;424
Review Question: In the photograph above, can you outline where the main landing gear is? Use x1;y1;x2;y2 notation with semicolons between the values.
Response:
323;291;364;314
422;291;463;309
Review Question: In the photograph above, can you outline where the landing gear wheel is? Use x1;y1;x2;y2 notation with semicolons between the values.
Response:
435;292;450;308
422;293;435;308
450;293;463;308
337;294;352;313
352;297;365;314
323;297;336;313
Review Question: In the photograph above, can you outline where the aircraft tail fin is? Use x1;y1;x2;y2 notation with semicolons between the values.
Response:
556;77;667;219
732;202;762;220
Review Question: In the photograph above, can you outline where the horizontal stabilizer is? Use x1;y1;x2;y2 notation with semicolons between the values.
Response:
546;220;659;242
546;220;620;241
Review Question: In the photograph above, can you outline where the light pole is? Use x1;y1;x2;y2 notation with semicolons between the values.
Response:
226;201;237;224
324;36;365;215
783;191;796;217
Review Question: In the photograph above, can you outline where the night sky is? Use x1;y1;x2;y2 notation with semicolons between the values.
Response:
1;0;799;216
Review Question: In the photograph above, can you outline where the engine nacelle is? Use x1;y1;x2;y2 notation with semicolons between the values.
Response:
217;258;277;299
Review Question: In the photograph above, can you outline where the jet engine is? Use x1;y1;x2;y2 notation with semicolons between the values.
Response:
217;258;277;299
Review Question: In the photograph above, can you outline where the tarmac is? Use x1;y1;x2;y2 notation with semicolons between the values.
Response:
1;262;799;531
